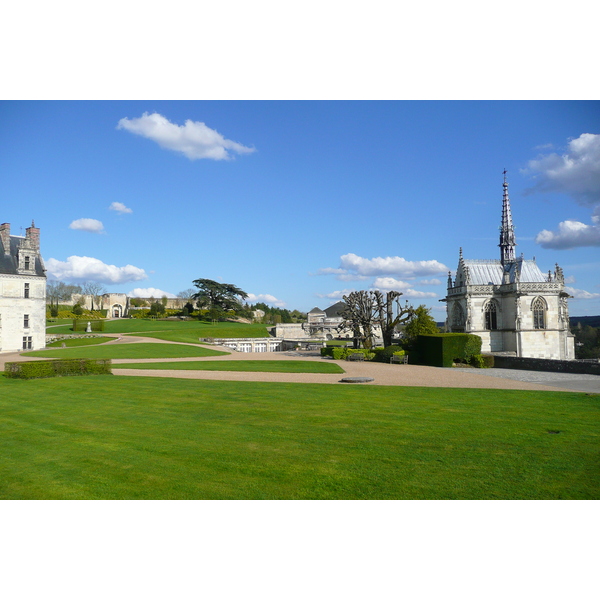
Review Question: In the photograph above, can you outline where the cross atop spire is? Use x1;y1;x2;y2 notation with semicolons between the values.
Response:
499;169;516;266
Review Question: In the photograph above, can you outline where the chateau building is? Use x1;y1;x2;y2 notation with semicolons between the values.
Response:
0;222;47;352
442;173;575;359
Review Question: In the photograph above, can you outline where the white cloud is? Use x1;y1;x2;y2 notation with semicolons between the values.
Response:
69;218;105;233
339;253;449;278
117;112;256;161
46;256;148;284
109;202;133;214
372;277;438;298
129;288;176;298
565;286;600;300
523;133;600;206
316;289;355;300
535;215;600;249
419;278;442;285
247;293;286;308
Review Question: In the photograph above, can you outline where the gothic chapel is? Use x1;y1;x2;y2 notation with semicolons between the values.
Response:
443;173;575;360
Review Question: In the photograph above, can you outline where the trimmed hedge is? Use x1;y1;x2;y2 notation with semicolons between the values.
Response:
320;347;374;360
5;359;112;380
414;334;482;368
371;346;405;363
72;319;105;332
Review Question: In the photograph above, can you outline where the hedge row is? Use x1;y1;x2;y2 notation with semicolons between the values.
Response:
72;319;105;332
413;334;482;368
320;347;375;360
4;359;112;380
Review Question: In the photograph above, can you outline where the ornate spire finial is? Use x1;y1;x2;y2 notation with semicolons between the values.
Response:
499;170;516;266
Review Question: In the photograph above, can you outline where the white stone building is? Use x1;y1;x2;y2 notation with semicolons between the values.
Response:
442;174;575;360
0;222;47;352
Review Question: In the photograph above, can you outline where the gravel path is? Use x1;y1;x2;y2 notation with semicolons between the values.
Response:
4;337;597;393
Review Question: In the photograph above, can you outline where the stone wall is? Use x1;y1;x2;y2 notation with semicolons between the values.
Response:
493;355;600;376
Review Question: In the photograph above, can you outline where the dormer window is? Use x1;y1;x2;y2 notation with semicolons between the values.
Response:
24;256;30;270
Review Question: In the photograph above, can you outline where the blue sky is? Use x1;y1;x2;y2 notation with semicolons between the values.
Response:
1;100;599;317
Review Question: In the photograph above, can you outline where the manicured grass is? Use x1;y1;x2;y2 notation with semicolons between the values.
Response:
46;319;270;340
46;336;117;348
23;343;228;360
113;360;345;374
0;375;598;499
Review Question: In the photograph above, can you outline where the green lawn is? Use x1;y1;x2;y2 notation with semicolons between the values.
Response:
46;319;270;340
46;336;117;348
23;343;228;360
113;360;345;374
1;374;598;499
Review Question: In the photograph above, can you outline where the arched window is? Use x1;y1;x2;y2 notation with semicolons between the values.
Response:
485;301;498;330
532;297;546;329
451;303;465;331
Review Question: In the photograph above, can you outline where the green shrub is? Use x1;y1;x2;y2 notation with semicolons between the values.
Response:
469;354;485;368
372;346;403;363
481;354;495;368
414;334;482;368
5;359;112;380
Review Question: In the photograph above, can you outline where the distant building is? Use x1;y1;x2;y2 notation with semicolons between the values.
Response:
442;173;575;359
0;222;47;352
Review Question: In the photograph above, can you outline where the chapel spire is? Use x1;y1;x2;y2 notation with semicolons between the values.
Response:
499;169;516;266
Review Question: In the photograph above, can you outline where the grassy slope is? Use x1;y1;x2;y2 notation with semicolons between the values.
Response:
113;360;345;373
47;319;270;340
1;375;598;500
46;337;117;348
23;343;228;360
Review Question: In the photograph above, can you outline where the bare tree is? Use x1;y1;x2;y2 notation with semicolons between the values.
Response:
339;289;414;349
46;281;82;307
82;281;107;311
372;290;414;347
177;288;196;309
338;291;377;349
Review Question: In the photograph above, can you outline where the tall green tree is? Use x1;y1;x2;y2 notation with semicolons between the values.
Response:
403;305;440;342
192;278;248;320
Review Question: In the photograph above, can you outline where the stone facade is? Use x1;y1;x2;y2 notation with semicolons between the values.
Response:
0;222;47;352
442;176;575;360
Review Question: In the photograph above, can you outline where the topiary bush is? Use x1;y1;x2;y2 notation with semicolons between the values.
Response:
414;334;482;368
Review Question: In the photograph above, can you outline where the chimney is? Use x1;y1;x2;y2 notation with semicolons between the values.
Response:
0;223;10;255
26;220;40;252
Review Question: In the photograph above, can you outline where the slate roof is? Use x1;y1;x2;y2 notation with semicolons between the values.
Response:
0;236;46;277
324;301;347;318
462;258;546;285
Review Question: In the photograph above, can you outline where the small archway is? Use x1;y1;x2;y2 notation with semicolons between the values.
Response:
111;304;124;318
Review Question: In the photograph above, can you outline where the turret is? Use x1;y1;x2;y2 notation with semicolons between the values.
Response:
499;170;516;266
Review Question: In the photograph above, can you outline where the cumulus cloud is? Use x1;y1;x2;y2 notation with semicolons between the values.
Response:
109;202;133;214
247;293;286;308
129;288;176;298
565;286;600;300
523;133;600;206
372;277;438;298
46;256;148;284
117;112;256;161
339;253;449;278
535;213;600;249
419;278;442;285
69;218;105;233
316;289;355;300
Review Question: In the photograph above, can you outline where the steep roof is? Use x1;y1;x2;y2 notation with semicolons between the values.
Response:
324;301;347;318
0;235;45;277
460;258;546;285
